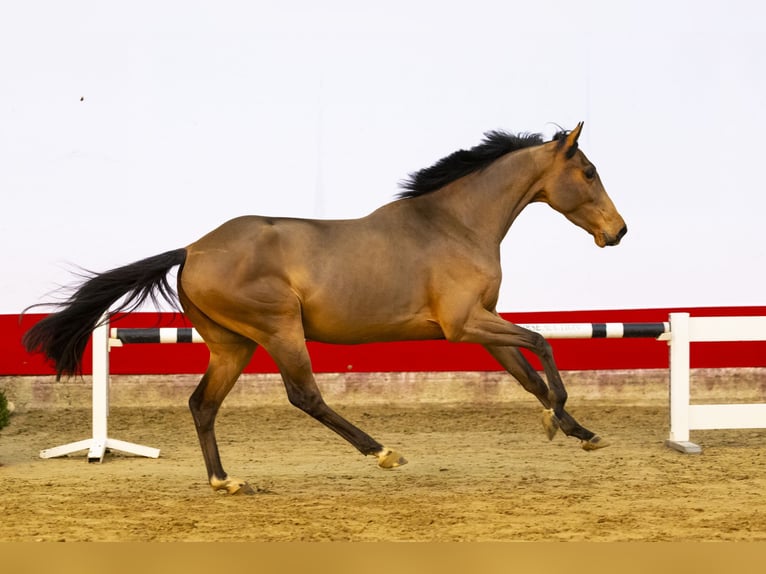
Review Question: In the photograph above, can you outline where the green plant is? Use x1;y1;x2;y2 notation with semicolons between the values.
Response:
0;389;10;430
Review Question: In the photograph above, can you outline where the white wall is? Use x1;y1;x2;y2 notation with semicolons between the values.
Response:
2;0;764;314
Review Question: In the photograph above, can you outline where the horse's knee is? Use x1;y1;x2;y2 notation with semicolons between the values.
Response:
531;337;569;406
530;334;554;361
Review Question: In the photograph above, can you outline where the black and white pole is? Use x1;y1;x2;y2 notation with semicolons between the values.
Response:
517;322;669;339
109;322;671;344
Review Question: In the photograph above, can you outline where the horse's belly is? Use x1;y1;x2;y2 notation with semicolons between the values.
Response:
301;310;444;344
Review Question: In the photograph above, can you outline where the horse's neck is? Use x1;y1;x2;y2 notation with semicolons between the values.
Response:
420;147;546;244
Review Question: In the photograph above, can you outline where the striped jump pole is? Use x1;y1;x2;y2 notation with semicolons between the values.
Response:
517;322;669;340
110;327;204;345
108;322;671;344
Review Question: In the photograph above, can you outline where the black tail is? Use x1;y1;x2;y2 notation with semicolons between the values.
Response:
22;248;188;379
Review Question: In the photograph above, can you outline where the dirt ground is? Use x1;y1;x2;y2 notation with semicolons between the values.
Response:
1;370;765;542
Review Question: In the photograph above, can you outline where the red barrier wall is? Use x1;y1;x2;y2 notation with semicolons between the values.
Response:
4;307;765;375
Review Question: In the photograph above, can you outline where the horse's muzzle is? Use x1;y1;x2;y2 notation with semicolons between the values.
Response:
604;224;628;247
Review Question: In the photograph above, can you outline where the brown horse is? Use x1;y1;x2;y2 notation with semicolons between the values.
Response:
24;122;626;495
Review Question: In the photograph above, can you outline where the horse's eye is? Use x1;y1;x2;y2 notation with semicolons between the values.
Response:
584;166;596;180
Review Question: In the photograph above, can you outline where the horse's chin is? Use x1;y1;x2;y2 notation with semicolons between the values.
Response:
595;226;627;247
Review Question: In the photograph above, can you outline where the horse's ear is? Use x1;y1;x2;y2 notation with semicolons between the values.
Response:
562;121;584;159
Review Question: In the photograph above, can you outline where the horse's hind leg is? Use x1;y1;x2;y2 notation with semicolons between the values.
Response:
268;339;406;469
485;345;608;450
189;338;257;494
180;290;258;494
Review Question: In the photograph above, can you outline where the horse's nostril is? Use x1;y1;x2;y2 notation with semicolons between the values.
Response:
617;225;628;241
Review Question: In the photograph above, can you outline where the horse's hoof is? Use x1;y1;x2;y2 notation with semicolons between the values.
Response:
377;448;408;469
581;435;609;451
541;408;560;440
231;481;256;495
211;476;256;495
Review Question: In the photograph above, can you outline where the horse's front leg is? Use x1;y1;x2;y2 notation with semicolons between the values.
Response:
445;308;608;450
484;345;608;450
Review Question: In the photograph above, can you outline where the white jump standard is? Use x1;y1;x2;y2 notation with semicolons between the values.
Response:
662;312;766;454
39;320;160;463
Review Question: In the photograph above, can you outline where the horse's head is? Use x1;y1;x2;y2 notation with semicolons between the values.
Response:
536;122;627;247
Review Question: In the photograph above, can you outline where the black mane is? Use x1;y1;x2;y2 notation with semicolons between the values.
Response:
398;130;565;199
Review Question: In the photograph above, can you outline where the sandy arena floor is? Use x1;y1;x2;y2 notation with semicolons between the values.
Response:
1;370;765;542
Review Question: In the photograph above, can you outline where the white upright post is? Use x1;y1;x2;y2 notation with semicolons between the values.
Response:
665;312;701;453
40;314;160;462
86;319;110;462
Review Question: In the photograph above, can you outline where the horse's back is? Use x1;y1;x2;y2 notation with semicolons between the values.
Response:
180;212;446;343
